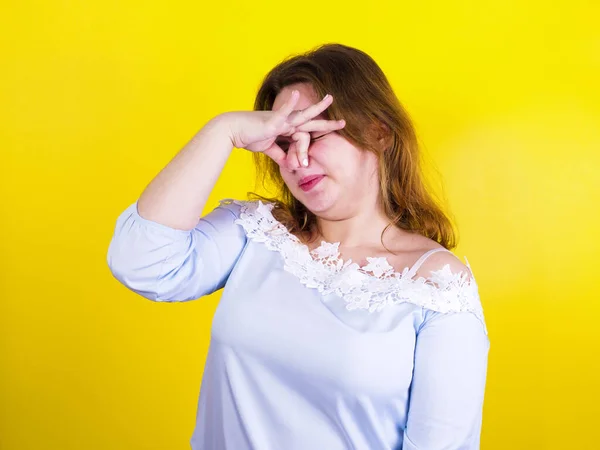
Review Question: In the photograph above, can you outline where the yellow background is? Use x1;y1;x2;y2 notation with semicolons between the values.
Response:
1;1;598;449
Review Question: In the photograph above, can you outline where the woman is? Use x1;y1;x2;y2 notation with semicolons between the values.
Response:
107;43;489;450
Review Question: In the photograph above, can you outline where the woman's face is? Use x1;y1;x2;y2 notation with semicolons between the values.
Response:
271;83;380;219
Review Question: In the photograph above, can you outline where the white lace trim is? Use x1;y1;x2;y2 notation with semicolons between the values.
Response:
225;199;487;335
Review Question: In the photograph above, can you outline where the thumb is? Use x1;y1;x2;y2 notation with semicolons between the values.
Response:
263;142;292;172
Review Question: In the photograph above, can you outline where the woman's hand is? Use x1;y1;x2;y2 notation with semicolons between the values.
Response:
221;90;345;170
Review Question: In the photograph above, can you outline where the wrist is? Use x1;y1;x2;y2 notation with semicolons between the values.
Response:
203;112;236;147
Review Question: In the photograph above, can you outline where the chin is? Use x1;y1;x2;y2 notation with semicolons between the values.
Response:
295;190;339;217
285;177;344;215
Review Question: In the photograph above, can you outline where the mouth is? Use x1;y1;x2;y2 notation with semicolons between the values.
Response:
298;175;325;192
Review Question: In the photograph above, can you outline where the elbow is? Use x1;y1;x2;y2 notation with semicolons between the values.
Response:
107;244;213;302
106;240;161;301
403;430;481;450
106;203;203;302
106;226;218;302
403;413;484;450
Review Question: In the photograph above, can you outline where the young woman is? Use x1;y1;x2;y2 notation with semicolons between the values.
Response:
107;43;490;450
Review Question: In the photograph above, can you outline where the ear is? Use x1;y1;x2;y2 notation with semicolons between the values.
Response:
372;120;392;150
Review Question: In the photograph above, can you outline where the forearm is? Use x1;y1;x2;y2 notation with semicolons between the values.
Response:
137;115;234;231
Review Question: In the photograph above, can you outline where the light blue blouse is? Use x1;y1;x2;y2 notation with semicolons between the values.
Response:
107;199;490;450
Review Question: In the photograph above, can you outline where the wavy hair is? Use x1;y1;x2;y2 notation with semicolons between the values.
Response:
249;43;458;250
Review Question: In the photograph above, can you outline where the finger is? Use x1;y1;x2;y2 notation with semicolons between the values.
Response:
285;138;301;172
273;90;300;124
263;142;290;170
295;119;346;133
288;93;334;126
292;131;311;168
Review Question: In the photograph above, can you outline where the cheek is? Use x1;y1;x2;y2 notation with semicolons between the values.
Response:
279;166;293;185
306;144;329;169
280;165;303;193
312;140;372;179
359;151;379;175
280;168;290;181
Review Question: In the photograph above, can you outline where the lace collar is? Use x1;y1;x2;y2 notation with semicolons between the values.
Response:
225;199;487;334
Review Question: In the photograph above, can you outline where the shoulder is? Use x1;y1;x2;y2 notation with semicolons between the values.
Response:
414;246;474;282
407;244;488;334
216;198;272;218
393;232;474;282
218;198;275;212
218;198;285;242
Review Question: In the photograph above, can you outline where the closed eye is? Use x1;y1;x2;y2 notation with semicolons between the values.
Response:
275;132;329;153
310;133;327;142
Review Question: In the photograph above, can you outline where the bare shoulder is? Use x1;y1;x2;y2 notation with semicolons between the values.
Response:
405;235;473;280
418;248;473;280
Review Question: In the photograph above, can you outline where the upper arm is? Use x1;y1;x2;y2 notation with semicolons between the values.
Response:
403;251;490;449
107;199;247;302
403;310;489;449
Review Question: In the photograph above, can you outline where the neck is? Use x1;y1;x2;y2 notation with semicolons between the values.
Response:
311;200;396;249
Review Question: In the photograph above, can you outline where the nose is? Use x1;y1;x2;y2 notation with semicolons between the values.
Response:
285;152;301;172
284;132;311;172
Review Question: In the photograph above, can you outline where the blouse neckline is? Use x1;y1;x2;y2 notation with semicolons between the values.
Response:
229;198;452;282
222;198;487;335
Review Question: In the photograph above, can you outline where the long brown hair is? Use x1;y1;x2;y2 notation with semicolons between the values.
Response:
249;43;458;250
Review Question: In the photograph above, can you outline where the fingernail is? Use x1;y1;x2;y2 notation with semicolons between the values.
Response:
302;158;309;167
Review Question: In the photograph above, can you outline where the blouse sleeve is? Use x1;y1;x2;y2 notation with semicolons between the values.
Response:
106;199;246;302
402;309;490;450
